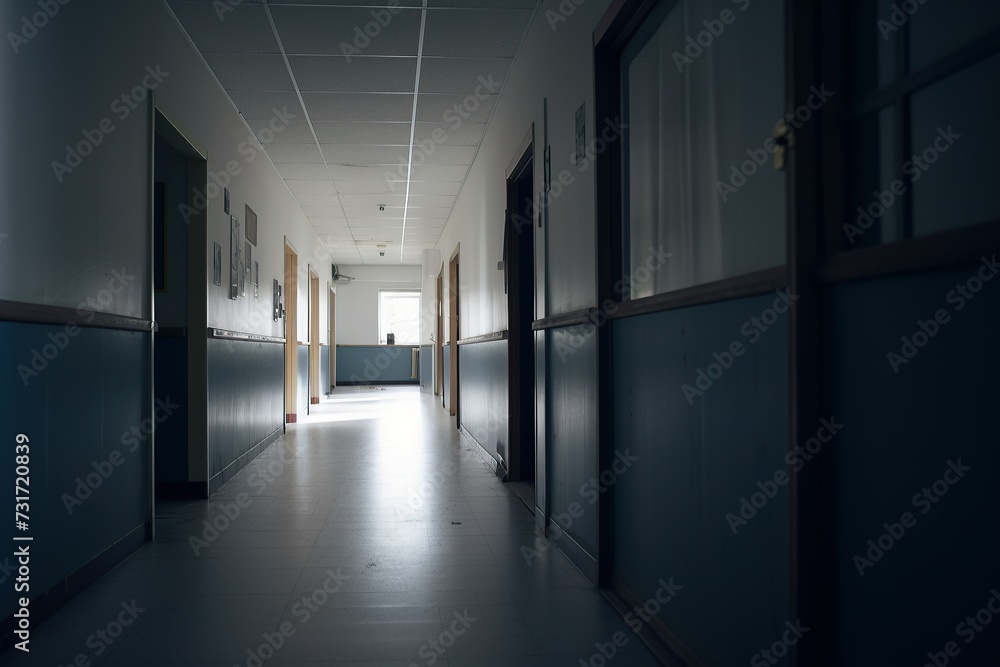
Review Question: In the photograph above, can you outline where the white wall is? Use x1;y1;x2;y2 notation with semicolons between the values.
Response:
334;265;422;345
0;0;330;343
435;0;612;338
420;249;442;346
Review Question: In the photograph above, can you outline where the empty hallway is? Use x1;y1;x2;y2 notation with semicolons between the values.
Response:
1;388;661;666
2;0;999;664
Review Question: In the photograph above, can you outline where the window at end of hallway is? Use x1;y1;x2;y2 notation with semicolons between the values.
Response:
378;290;420;345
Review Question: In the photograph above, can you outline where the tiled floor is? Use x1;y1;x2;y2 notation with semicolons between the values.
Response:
3;387;661;666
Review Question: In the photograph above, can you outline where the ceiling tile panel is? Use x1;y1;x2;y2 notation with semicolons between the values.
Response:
295;193;344;207
422;8;533;57
322;145;412;166
203;53;294;90
334;180;397;195
303;93;414;122
416;93;497;124
275;163;330;180
228;90;306;121
168;2;279;53
420;57;511;93
314;122;413;145
271;6;422;56
410;165;470;181
406;181;465;196
412;122;487;146
290;56;417;93
264;143;325;164
285;180;340;194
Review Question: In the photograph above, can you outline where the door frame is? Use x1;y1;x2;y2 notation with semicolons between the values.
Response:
283;241;298;422
308;266;320;408
329;287;336;392
435;269;443;397
504;134;536;484
448;245;460;424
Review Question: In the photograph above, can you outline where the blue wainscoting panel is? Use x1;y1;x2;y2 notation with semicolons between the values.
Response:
320;345;330;395
458;339;508;466
548;324;599;565
336;346;419;384
419;345;433;393
206;338;283;492
611;294;790;665
830;266;1000;665
297;344;309;415
442;344;451;411
0;323;150;620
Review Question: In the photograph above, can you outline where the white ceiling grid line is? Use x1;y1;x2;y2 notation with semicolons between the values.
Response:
401;0;429;262
263;4;352;246
166;0;540;265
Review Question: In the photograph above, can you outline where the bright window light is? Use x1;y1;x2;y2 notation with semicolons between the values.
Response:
378;290;420;345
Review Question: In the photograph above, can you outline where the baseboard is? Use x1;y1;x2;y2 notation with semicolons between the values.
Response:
286;413;297;423
549;525;599;585
0;521;149;652
155;481;209;500
336;380;419;386
207;427;283;495
458;427;500;474
310;397;319;404
601;582;707;667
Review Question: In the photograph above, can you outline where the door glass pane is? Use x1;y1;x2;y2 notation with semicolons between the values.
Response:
910;53;1000;236
623;0;787;299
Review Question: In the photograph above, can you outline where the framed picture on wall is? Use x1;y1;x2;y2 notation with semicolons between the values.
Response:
245;204;258;245
245;241;252;290
230;215;240;300
213;242;222;286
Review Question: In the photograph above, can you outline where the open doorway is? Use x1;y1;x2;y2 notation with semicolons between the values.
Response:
308;267;320;411
329;287;336;393
152;107;208;503
505;142;536;496
435;269;443;399
448;246;460;425
283;242;298;422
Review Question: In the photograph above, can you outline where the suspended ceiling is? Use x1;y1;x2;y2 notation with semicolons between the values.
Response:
166;0;538;265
